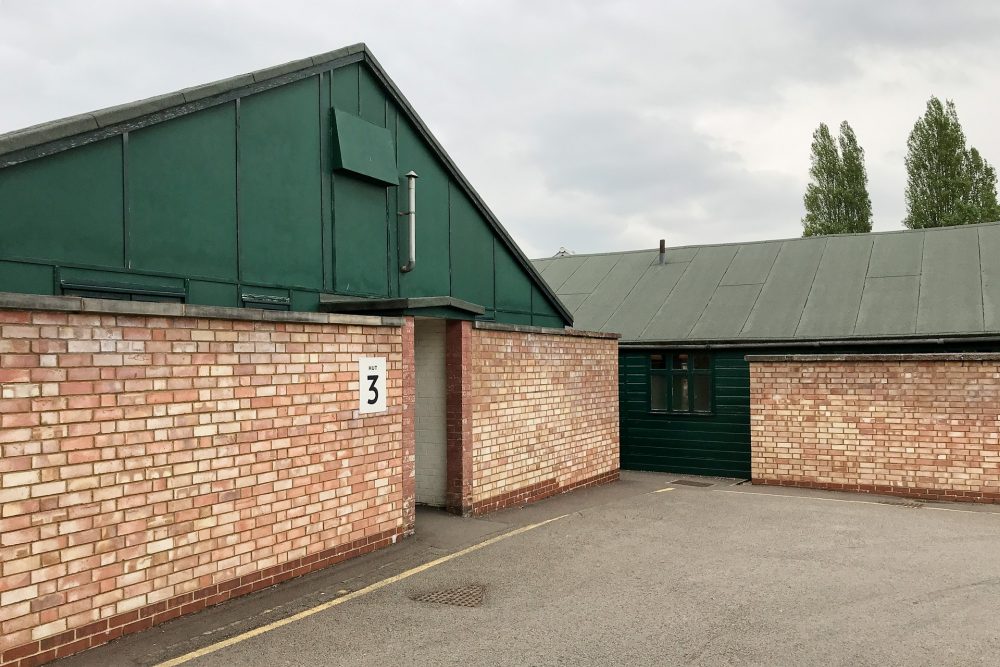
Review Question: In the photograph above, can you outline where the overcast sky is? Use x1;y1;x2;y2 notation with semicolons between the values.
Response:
2;1;999;257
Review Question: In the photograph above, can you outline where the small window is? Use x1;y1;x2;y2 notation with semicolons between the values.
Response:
650;352;712;414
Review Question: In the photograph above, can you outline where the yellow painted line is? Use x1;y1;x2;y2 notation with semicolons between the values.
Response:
714;489;999;516
653;487;675;493
155;514;568;667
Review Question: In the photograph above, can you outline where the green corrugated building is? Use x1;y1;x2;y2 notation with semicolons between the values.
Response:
0;44;571;328
534;224;1000;477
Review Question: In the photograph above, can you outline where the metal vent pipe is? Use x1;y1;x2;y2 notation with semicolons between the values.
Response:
400;171;419;273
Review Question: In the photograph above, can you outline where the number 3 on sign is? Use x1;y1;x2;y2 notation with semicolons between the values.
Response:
358;357;387;414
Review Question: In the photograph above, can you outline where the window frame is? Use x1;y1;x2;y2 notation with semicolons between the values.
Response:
648;351;714;415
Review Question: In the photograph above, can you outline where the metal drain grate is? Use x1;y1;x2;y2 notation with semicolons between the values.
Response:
671;479;714;487
894;501;925;509
411;584;486;608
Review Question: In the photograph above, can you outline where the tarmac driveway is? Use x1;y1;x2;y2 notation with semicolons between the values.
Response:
58;472;1000;667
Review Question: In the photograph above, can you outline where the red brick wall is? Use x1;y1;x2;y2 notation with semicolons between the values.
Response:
468;324;619;514
0;307;406;666
750;354;1000;503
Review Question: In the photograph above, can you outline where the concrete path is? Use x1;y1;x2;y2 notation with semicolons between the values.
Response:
56;472;1000;667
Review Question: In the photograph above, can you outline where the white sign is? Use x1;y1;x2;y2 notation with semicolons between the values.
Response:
358;357;387;414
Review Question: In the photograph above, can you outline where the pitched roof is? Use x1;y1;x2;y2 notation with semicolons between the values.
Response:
0;44;573;325
532;222;1000;344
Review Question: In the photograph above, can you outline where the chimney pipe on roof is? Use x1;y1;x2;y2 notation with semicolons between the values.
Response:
658;239;666;265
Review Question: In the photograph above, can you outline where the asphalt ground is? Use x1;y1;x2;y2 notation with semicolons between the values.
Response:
57;472;1000;667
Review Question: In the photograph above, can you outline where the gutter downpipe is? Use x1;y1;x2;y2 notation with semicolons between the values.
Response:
400;171;418;273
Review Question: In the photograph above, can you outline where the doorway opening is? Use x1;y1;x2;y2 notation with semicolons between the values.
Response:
414;318;448;507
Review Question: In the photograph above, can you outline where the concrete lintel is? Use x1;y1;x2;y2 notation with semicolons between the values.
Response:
746;353;1000;363
0;292;402;327
473;321;620;339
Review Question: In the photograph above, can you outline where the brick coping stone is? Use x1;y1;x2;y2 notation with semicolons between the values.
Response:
0;292;403;327
473;321;619;340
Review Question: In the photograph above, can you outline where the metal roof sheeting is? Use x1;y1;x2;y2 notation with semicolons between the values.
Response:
532;222;1000;344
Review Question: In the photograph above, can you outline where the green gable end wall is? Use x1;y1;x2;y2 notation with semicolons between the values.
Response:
0;62;566;327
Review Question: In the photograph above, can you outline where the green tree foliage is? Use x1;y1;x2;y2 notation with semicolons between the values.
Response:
802;121;873;236
904;97;1000;228
965;147;1000;224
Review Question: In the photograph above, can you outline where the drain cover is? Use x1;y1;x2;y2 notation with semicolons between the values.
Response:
671;479;714;487
411;585;486;608
882;500;924;509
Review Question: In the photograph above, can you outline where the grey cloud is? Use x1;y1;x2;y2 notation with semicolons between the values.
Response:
1;0;999;255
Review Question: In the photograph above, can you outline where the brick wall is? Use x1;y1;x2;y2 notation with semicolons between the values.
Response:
468;323;620;514
750;354;1000;503
0;304;407;666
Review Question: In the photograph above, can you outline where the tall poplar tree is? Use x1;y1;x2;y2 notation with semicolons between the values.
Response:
904;97;1000;228
802;121;872;236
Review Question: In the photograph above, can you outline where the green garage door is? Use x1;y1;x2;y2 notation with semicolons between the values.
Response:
618;349;751;478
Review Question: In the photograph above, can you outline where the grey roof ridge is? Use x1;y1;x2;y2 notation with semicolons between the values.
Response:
532;220;1000;262
0;42;574;325
548;253;590;293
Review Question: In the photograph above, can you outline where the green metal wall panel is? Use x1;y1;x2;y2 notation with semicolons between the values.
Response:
188;280;238;307
396;119;450;298
320;71;334;292
501;312;533;325
358;66;386;127
495;242;532;313
386;102;400;298
127;103;237;280
531;285;563;323
333;175;389;296
238;77;323;289
331;63;360;114
291;290;320;312
0;261;53;295
449;185;494;310
0;137;124;268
